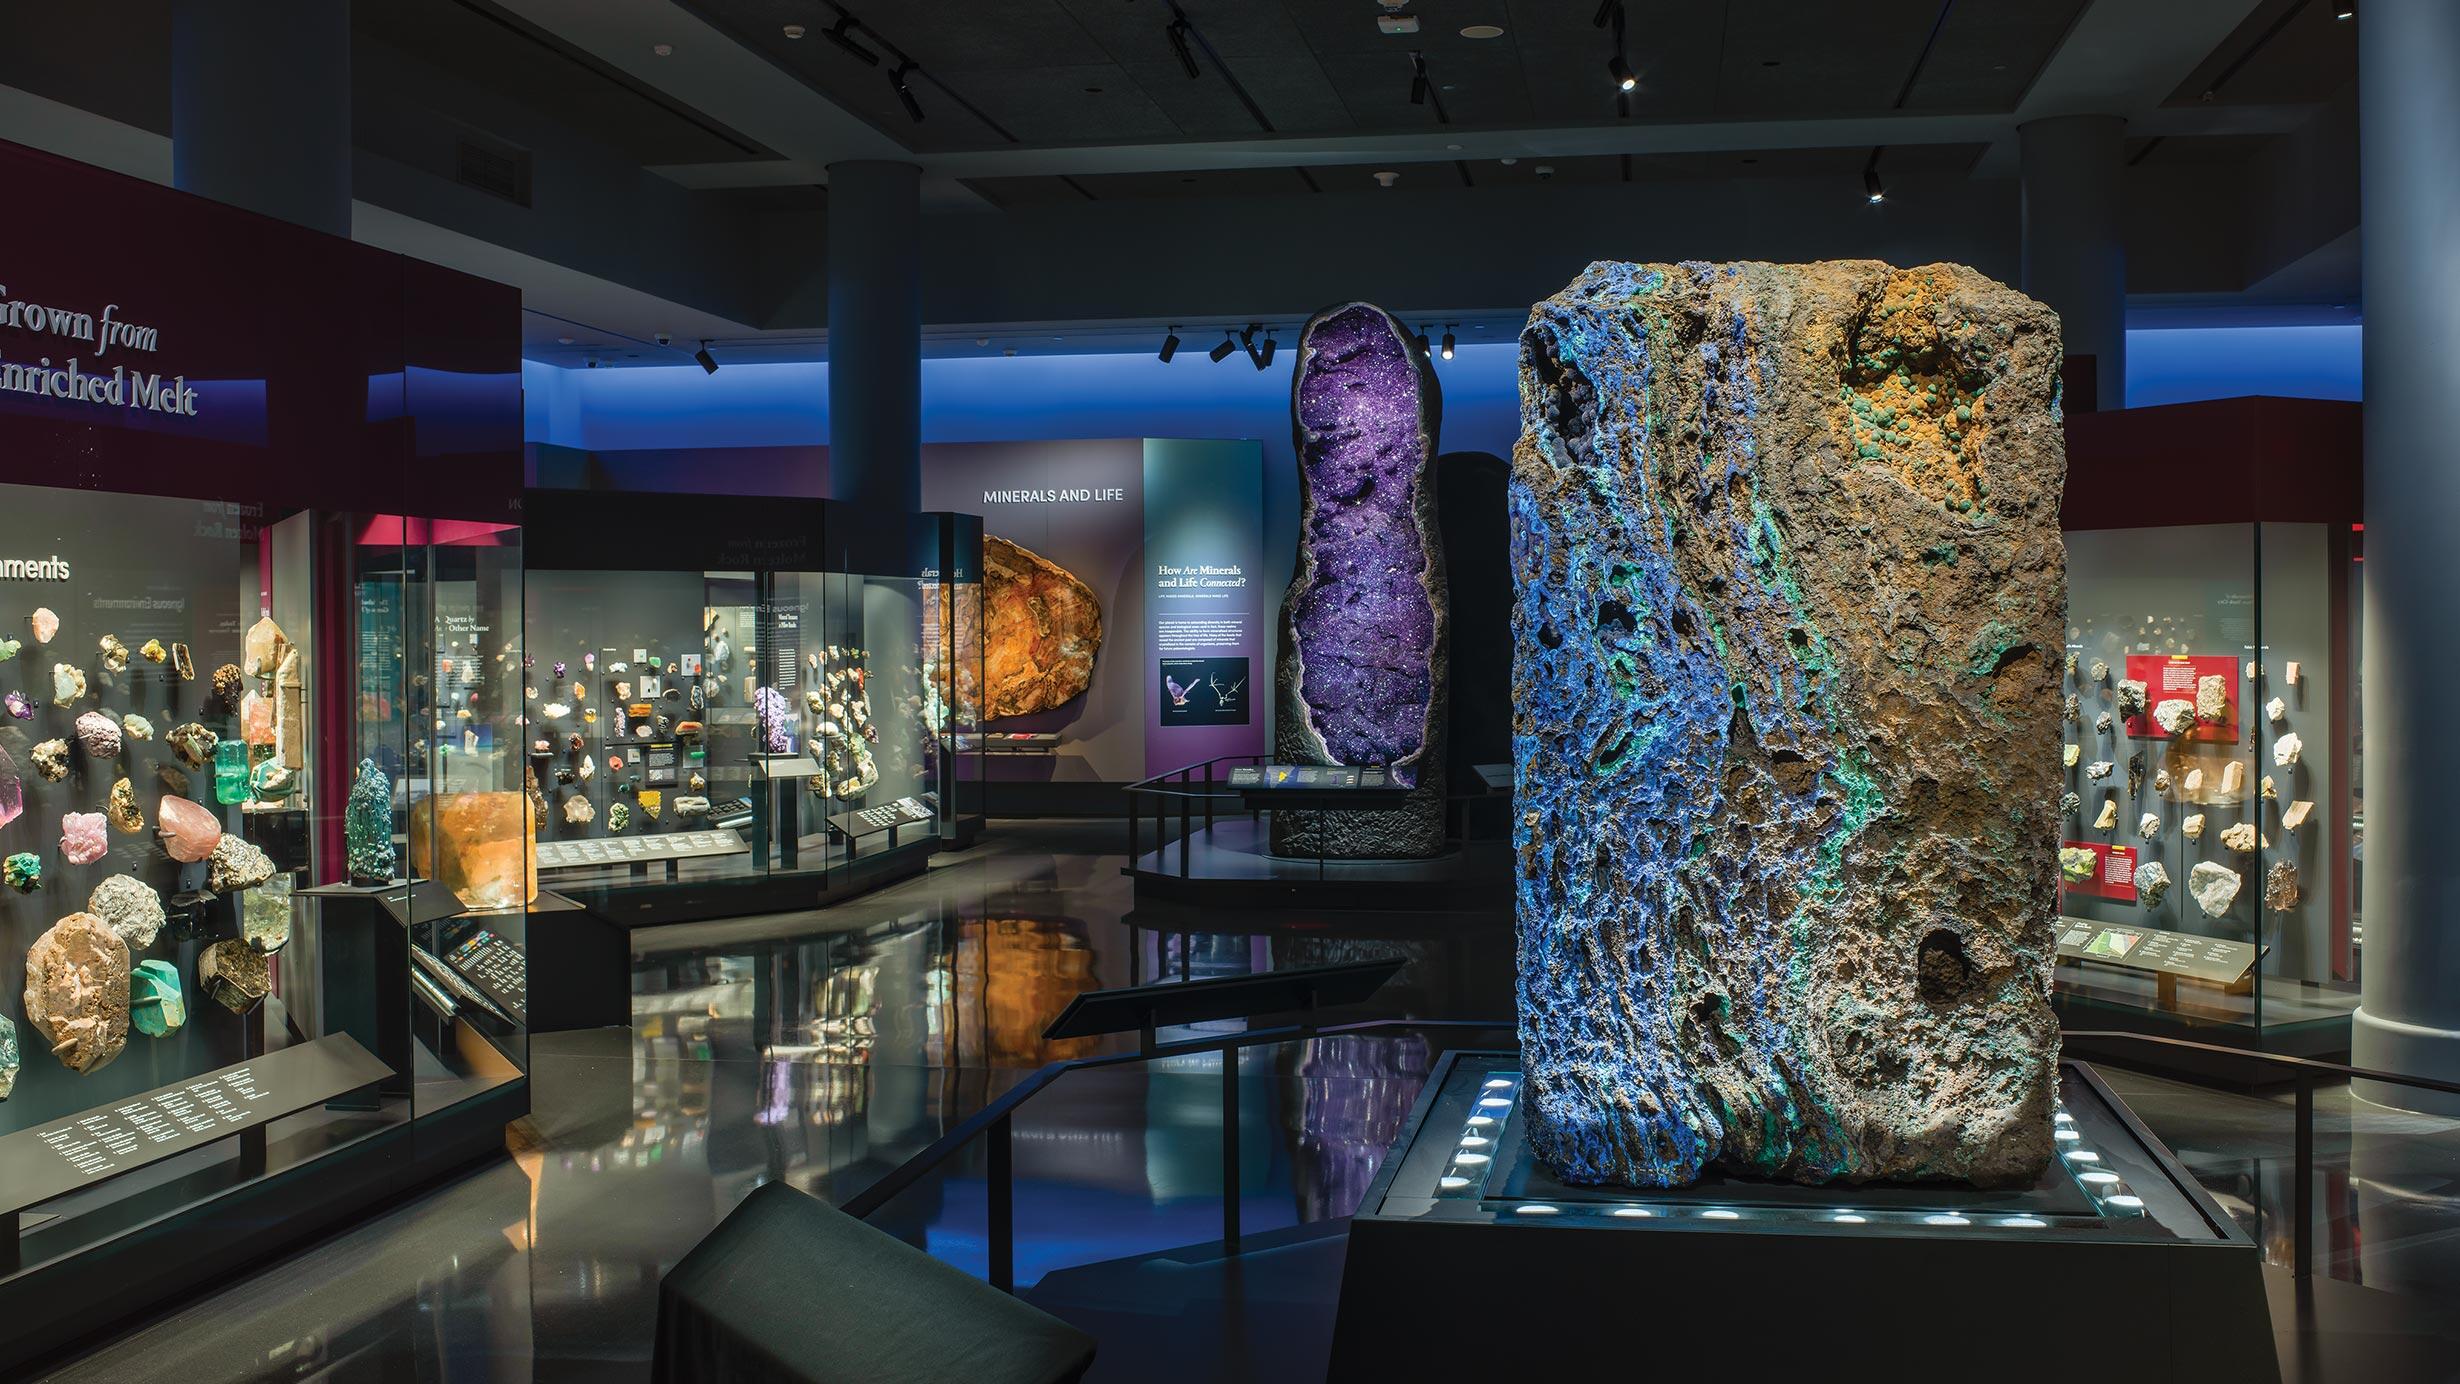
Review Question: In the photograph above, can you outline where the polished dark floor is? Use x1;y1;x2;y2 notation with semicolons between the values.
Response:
36;819;2460;1382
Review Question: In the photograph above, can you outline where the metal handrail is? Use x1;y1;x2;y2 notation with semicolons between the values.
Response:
845;1019;2454;1291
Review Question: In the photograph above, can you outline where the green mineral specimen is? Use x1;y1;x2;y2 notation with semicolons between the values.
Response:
345;758;396;885
2;851;40;892
213;739;251;805
243;872;293;953
130;959;187;1037
0;1014;17;1100
606;800;632;833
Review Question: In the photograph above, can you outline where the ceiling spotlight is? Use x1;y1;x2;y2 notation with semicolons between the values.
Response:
1441;326;1456;360
1461;24;1505;39
826;16;879;65
1609;53;1637;92
1209;332;1237;363
1414;328;1432;357
783;23;806;39
556;336;574;345
2334;3;2354;16
1257;331;1278;369
891;61;924;122
1159;327;1181;363
694;341;719;374
652;42;674;57
1592;0;1623;28
1167;19;1201;79
1410;53;1430;105
1863;166;1886;204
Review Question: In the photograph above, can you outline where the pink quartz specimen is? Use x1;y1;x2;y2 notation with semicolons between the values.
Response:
156;794;223;863
61;811;108;865
240;690;274;747
30;607;57;643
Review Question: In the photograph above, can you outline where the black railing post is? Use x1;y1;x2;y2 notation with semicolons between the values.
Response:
2293;1072;2314;1281
1221;1047;1242;1253
1180;773;1193;877
990;1111;1014;1293
1204;760;1215;834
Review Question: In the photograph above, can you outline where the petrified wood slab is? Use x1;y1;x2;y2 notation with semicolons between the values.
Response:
982;535;1102;720
1513;260;2066;1187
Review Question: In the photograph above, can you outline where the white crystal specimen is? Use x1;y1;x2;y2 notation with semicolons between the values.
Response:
2183;813;2207;842
2064;744;2080;768
2274;733;2303;767
2221;761;2245;795
2285;660;2301;686
2138;812;2161;839
2281;800;2315;833
2220;821;2258;853
2094;796;2119;831
2196;675;2229;725
2153;701;2197;736
2090;660;2109;682
2086;760;2114;781
2266;697;2287;724
2189;862;2242;918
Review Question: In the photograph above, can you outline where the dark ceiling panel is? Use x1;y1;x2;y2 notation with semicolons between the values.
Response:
0;3;171;133
1059;0;1316;63
1713;0;1944;115
953;64;1185;144
851;0;1110;71
2163;0;2356;107
1518;42;1722;126
1120;59;1354;139
1069;166;1324;200
1284;0;1519;56
358;0;774;165
1902;0;2088;112
959;175;1091;209
1313;43;1534;133
2131;133;2282;167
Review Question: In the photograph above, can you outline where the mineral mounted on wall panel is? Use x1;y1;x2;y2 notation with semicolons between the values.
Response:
1512;260;2066;1187
1272;303;1449;858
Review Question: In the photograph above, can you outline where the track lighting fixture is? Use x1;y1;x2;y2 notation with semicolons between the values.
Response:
1209;332;1237;363
1608;53;1637;92
2334;2;2354;17
890;61;924;122
1441;326;1456;360
1863;166;1885;204
1592;0;1622;27
1159;327;1181;363
1410;53;1430;105
826;15;879;65
1257;331;1277;370
694;341;719;374
1167;18;1201;79
1414;328;1432;357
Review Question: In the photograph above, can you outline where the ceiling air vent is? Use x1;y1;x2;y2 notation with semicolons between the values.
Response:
455;133;533;207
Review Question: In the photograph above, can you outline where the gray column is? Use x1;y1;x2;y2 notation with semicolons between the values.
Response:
2018;115;2127;412
170;0;353;236
2353;0;2460;1116
826;161;923;517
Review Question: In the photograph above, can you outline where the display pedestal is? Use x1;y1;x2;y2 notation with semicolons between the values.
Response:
1331;1052;2277;1382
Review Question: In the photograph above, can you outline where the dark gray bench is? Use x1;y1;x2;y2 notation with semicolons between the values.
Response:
654;1181;1096;1383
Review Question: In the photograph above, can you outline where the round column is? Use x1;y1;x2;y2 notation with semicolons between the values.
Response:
171;0;353;236
2018;114;2127;412
826;160;924;517
2353;0;2460;1115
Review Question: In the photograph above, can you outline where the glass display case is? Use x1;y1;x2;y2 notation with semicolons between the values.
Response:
520;491;983;927
2053;520;2359;1052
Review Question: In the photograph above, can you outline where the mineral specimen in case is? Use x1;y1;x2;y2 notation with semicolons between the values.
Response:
345;758;396;884
2196;674;2229;725
3;852;40;892
97;634;128;673
408;791;536;911
1512;260;2063;1187
51;662;85;707
753;685;793;754
89;875;165;949
981;534;1104;718
243;872;293;953
2220;821;2259;854
2189;861;2242;918
157;794;222;863
2281;799;2315;833
2136;860;2172;907
139;638;166;665
31;739;69;782
2182;812;2207;842
198;940;270;1014
24;912;130;1074
2116;680;2148;720
59;811;107;864
2153;700;2197;736
106;777;142;833
29;607;57;644
207;836;277;892
1273;301;1449;860
129;960;186;1037
2094;796;2119;831
73;710;122;758
167;721;217;768
0;1014;16;1100
210;663;243;712
2267;861;2301;912
2274;732;2304;767
2138;812;2162;840
2060;846;2097;882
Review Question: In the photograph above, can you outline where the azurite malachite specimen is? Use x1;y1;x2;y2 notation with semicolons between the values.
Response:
1512;260;2066;1188
1272;302;1449;858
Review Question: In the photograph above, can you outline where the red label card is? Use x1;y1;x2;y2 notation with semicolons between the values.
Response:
2124;653;2239;743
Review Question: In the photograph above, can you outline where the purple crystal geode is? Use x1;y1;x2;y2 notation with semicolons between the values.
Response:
753;686;792;754
1272;302;1449;858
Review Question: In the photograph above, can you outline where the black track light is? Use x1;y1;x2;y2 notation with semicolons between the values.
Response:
1863;166;1886;204
825;15;879;65
1593;0;1622;28
1209;332;1237;363
891;61;923;122
1609;53;1637;92
694;341;718;374
1167;18;1200;79
1441;326;1456;360
2334;2;2354;17
1257;331;1277;370
1159;327;1181;363
1410;54;1429;105
1238;323;1265;369
1414;329;1432;357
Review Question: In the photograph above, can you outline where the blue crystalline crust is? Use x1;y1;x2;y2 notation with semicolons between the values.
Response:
1509;260;2067;1188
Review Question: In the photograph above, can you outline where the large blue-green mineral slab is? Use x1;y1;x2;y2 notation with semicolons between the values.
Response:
1512;260;2066;1187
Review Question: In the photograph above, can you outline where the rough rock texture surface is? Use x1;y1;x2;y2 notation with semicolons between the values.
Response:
1512;260;2065;1187
1272;302;1450;858
24;912;130;1075
981;535;1103;719
2190;861;2242;917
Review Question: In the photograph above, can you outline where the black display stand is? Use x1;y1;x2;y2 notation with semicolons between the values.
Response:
1331;1053;2277;1382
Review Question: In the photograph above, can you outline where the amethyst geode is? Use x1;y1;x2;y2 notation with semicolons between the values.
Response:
1271;302;1449;858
